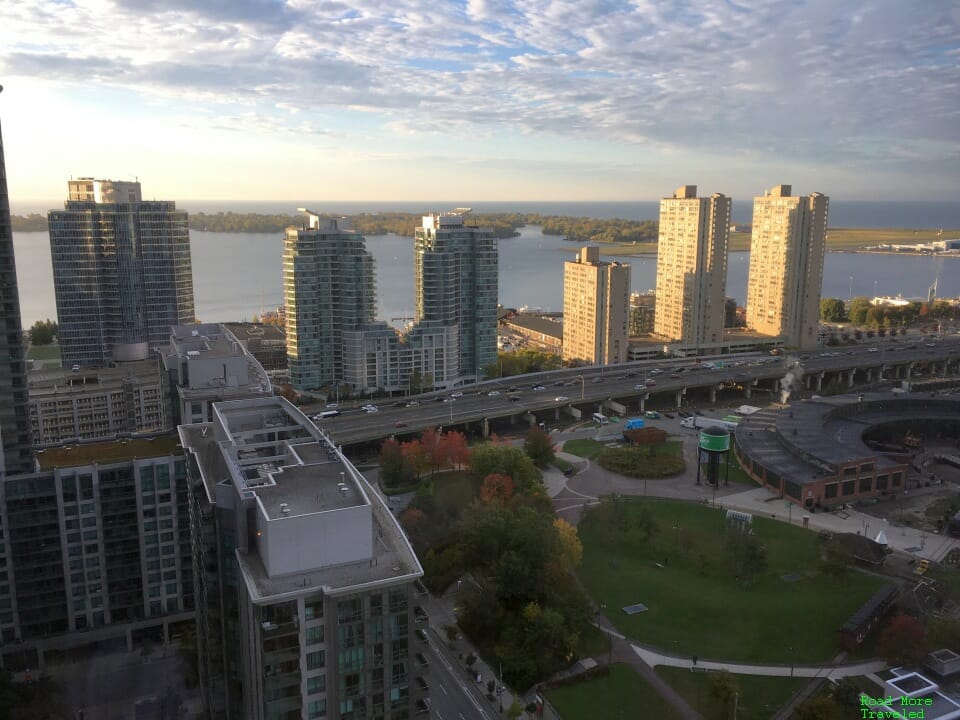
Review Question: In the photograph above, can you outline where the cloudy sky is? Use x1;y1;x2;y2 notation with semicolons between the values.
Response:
1;0;957;208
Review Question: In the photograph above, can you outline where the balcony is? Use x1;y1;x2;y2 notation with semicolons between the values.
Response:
416;676;429;694
413;607;428;624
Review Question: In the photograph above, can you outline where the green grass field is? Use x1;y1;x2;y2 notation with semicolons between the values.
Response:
563;439;604;459
27;344;62;361
577;499;886;663
546;664;684;720
656;667;807;720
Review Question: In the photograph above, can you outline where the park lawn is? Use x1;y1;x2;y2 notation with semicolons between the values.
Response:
546;664;684;720
28;344;62;361
564;439;604;459
928;565;960;606
577;499;887;664
656;667;807;720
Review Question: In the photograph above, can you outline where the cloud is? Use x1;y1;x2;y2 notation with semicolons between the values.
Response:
0;0;957;196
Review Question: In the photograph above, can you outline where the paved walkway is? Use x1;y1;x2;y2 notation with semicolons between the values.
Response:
627;639;886;680
719;486;960;563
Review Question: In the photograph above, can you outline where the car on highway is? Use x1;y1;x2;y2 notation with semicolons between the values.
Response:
434;396;446;402
677;410;691;418
325;403;339;409
487;391;500;396
394;421;408;428
633;383;645;390
555;396;569;402
670;372;681;379
591;377;603;383
649;368;664;375
554;380;566;386
644;379;657;386
392;401;405;407
406;401;420;407
451;391;463;398
508;396;521;402
532;385;545;391
361;405;378;413
868;347;879;353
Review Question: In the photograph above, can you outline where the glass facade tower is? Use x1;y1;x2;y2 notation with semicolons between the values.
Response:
284;214;376;391
47;179;195;367
0;94;35;475
414;213;497;382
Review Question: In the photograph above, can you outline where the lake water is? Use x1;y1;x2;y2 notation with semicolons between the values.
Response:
12;226;959;329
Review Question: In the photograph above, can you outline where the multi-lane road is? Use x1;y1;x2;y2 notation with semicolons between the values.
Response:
307;336;960;446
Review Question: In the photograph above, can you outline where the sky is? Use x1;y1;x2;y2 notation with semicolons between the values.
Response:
1;0;958;209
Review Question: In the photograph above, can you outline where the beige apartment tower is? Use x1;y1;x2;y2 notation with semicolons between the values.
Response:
746;184;829;350
562;246;630;365
653;185;731;346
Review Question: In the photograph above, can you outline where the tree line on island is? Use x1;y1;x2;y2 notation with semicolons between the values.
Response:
11;210;660;244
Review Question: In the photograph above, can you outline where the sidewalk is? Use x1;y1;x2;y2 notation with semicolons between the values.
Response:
719;486;960;562
422;587;522;715
629;642;886;680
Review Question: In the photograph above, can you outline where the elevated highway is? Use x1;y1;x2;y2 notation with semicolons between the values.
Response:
311;337;960;447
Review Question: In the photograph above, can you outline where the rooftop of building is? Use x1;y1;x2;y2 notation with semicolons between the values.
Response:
36;433;183;470
179;397;422;601
222;322;286;345
736;392;960;488
28;358;163;398
504;314;563;339
167;323;272;397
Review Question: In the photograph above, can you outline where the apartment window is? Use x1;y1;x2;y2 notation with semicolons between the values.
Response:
307;699;326;718
337;598;362;625
307;674;326;695
306;626;324;645
859;476;873;493
842;481;856;496
306;650;325;670
824;484;838;499
388;590;407;613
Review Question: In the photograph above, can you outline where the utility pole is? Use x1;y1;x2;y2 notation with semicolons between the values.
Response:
499;661;503;713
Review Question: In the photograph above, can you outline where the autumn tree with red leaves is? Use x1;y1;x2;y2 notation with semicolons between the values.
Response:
480;473;514;504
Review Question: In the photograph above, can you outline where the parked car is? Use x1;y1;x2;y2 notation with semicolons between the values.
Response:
644;410;661;419
362;405;379;413
406;401;420;407
325;402;339;409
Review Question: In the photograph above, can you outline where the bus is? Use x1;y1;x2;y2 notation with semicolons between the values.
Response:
592;412;609;425
313;410;341;420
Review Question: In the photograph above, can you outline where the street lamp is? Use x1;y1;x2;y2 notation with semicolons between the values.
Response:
449;397;455;425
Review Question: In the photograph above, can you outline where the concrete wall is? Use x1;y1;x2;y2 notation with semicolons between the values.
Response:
258;504;373;578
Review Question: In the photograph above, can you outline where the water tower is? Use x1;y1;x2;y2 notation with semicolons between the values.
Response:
696;425;731;487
